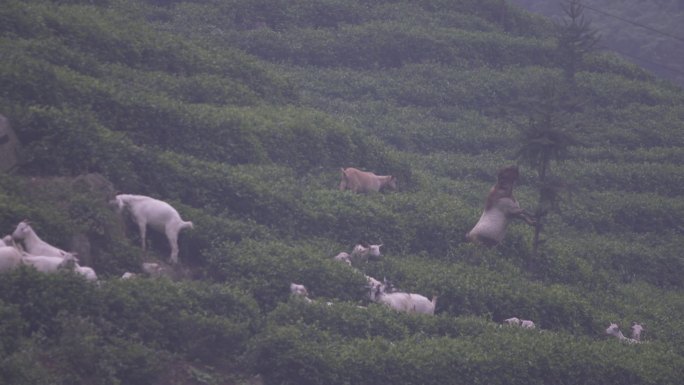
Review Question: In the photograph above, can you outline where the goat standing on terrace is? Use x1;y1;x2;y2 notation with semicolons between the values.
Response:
113;194;193;264
466;166;535;247
339;167;396;194
12;220;77;260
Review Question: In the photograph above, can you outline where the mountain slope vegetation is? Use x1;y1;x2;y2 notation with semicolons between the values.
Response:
509;0;684;87
1;0;683;384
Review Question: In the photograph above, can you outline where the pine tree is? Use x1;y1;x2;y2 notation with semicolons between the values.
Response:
516;84;578;259
556;0;600;81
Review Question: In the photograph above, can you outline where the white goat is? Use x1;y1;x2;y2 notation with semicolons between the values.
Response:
333;251;352;266
74;264;98;281
0;246;22;272
606;323;640;344
365;274;382;289
521;320;536;329
503;317;522;326
21;255;76;273
350;243;382;265
335;243;383;267
631;322;644;341
368;244;383;259
19;250;95;280
370;282;437;315
350;244;369;262
141;262;167;278
12;220;77;260
113;194;193;264
121;272;137;279
290;283;313;303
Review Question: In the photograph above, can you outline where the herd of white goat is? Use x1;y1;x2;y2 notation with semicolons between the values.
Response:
1;172;647;343
0;194;192;281
0;220;97;280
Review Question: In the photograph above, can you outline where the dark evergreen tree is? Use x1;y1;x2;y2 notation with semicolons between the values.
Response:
516;83;577;259
556;0;600;81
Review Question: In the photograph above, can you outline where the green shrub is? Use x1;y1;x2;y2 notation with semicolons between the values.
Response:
96;279;260;357
249;321;684;385
0;300;24;355
0;268;98;337
205;239;368;309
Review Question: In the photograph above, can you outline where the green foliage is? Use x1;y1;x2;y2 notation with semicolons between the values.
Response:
249;315;684;385
0;270;260;384
0;300;24;355
97;279;260;362
0;268;99;337
509;0;684;87
205;239;368;309
555;0;600;81
234;19;554;69
2;0;684;383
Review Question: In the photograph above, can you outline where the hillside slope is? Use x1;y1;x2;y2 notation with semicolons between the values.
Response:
1;1;683;384
509;0;684;87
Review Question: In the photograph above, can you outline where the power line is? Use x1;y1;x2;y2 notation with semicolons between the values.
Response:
580;2;684;44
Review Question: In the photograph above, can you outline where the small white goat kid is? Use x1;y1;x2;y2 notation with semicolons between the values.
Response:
74;264;98;281
606;323;640;344
113;194;193;264
12;220;77;260
290;283;313;303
